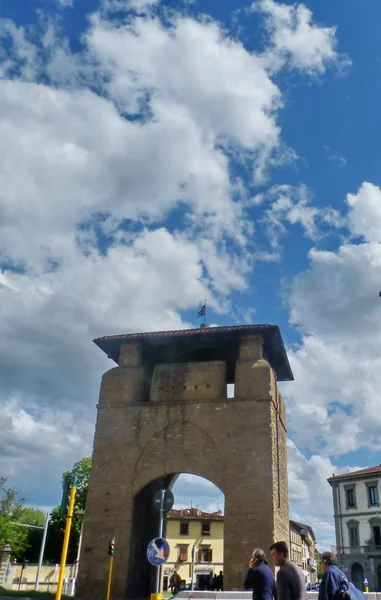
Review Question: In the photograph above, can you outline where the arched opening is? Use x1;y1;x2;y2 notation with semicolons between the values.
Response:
351;562;364;591
127;473;225;599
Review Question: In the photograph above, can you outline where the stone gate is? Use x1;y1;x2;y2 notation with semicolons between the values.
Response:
76;324;293;599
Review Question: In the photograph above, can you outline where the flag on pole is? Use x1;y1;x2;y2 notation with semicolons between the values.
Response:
197;304;206;318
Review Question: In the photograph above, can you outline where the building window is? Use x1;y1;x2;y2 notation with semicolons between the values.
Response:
368;485;379;506
201;522;211;536
178;545;189;562
373;526;381;546
180;523;189;536
349;526;359;547
198;546;213;563
346;488;356;508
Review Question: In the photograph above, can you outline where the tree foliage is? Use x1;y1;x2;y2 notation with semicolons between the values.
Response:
0;477;45;560
45;457;92;564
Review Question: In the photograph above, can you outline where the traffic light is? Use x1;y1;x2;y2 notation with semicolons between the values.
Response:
60;480;71;517
60;476;78;517
108;537;115;557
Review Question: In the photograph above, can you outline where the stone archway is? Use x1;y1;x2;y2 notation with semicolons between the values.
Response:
76;325;292;599
351;562;364;591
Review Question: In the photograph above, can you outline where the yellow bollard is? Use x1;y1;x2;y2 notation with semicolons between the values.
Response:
55;483;76;600
150;594;163;600
365;587;369;593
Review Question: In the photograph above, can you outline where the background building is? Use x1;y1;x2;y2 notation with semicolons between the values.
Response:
163;508;316;590
328;465;381;591
289;520;317;584
163;508;224;591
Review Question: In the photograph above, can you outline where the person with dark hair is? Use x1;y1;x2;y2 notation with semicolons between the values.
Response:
270;542;306;600
244;548;277;600
318;552;345;600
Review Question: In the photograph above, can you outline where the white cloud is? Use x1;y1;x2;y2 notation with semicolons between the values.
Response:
324;146;347;167
253;0;348;75
347;182;381;243
283;182;381;457
57;0;73;7
260;184;344;248
0;0;350;528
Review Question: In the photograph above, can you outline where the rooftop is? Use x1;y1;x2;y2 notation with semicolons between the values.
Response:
167;507;224;521
290;519;316;542
94;324;294;383
328;465;381;482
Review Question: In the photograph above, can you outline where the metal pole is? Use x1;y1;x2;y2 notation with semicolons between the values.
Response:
18;566;24;592
35;512;49;591
191;545;195;591
74;518;84;579
155;489;166;595
106;555;114;600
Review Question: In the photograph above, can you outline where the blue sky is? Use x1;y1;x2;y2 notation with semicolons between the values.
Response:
1;0;381;551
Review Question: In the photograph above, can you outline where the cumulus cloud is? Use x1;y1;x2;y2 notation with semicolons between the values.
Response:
253;0;349;75
258;184;344;249
0;0;350;532
283;182;381;457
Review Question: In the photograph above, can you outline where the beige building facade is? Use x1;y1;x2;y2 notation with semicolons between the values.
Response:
329;465;381;591
163;508;224;590
76;324;293;599
289;520;317;584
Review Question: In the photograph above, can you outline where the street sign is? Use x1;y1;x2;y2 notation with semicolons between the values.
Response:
153;490;174;513
147;537;170;566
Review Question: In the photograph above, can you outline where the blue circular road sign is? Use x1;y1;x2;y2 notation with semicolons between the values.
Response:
147;537;170;566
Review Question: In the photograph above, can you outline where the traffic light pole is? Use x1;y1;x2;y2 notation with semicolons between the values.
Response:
155;489;166;597
106;549;114;600
55;482;77;600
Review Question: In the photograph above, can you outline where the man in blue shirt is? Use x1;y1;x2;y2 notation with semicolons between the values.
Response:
318;552;345;600
244;548;277;600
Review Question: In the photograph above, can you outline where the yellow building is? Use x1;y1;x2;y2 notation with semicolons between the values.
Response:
163;508;224;591
163;509;317;591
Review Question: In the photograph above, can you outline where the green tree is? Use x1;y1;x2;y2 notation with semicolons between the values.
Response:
45;457;92;564
17;507;47;563
0;477;28;556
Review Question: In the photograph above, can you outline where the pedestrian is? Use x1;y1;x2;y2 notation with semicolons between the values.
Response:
216;571;224;591
170;570;181;595
244;548;277;600
269;541;306;600
318;552;347;600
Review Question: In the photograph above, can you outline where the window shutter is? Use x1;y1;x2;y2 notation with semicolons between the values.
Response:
208;549;213;562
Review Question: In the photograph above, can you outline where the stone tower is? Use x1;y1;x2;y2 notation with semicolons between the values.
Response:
76;324;293;600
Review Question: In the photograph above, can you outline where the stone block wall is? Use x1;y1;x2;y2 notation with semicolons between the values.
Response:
76;334;290;599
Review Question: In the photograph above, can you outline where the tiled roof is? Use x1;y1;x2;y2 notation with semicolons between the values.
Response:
328;465;381;481
95;324;276;342
167;507;224;521
93;323;294;382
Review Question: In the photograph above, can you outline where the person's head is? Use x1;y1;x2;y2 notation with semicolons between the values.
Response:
252;548;266;564
270;542;289;566
219;571;223;576
321;552;336;572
